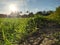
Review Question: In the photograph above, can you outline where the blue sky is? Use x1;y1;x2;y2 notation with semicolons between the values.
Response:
0;0;60;14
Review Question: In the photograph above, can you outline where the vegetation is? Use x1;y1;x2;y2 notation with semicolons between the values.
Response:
0;18;31;45
0;6;60;45
46;6;60;23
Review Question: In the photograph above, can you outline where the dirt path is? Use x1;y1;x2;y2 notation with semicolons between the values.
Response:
18;28;59;45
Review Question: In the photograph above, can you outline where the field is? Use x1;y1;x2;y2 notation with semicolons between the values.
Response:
0;16;60;45
0;6;60;45
0;18;33;45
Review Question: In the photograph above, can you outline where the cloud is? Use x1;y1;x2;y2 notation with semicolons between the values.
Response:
0;0;38;14
0;0;29;14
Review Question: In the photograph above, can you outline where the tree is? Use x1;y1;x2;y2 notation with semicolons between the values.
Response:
35;11;42;15
55;6;60;15
26;11;29;13
28;12;34;17
48;6;60;22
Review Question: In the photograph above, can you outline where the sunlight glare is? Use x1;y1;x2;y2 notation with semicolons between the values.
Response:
9;4;18;12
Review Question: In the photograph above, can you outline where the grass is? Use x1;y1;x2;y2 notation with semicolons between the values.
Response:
0;18;33;45
0;15;60;45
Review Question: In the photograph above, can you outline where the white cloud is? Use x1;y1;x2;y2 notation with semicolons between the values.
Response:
0;0;29;14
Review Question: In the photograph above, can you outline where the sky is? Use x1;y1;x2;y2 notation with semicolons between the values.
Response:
0;0;60;14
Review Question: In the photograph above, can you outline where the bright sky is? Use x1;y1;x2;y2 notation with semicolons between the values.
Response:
0;0;60;14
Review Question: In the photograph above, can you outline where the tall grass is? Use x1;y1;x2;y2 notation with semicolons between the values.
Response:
0;18;33;45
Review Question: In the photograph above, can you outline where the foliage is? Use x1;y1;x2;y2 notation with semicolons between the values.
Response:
0;6;60;45
0;18;31;45
47;6;60;23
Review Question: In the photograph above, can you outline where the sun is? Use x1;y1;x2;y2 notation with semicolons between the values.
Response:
9;4;18;12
